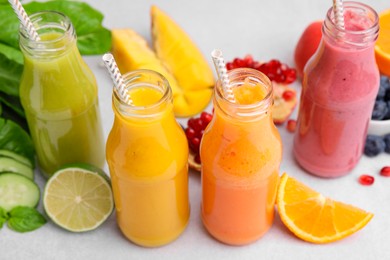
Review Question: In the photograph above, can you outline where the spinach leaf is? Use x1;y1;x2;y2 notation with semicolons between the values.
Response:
0;118;34;166
25;0;111;54
0;50;23;97
0;98;30;133
0;92;24;117
0;4;20;49
7;206;46;232
0;43;23;64
0;1;111;55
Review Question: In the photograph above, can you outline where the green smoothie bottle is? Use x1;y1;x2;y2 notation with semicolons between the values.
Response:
19;11;105;177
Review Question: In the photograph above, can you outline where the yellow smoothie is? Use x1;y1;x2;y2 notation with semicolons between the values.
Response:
19;28;105;177
106;72;190;247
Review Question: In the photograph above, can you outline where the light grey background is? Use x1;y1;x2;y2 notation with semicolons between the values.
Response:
1;0;389;259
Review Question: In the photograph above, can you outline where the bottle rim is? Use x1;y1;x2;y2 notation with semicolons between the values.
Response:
19;11;75;56
112;69;173;118
324;1;379;47
214;68;273;120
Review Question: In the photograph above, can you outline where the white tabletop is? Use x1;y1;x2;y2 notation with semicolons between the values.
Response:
2;0;390;259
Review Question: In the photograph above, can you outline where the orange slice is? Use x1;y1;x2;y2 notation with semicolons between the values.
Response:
277;173;373;244
375;9;390;76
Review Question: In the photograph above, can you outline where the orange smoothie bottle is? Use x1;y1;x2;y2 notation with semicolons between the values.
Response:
201;68;282;245
106;70;190;247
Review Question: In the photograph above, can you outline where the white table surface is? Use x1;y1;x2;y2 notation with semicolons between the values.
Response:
2;0;390;259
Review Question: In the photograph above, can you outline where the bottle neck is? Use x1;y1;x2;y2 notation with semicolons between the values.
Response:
112;70;173;121
19;11;77;59
214;68;273;123
322;1;379;49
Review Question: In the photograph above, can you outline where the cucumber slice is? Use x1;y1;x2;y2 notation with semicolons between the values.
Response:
0;173;40;212
0;157;34;180
0;150;33;168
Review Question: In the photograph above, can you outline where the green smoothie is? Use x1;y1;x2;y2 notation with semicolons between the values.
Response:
20;31;105;177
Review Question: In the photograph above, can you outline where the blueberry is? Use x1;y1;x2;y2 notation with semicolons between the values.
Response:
380;75;390;90
385;88;390;102
384;101;390;120
364;135;386;157
371;100;389;120
384;134;390;154
376;84;386;100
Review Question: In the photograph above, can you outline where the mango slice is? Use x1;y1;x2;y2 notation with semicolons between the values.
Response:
111;6;215;117
111;29;181;96
151;6;214;116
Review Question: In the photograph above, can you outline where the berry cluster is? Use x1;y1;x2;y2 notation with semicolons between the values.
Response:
372;75;390;120
364;134;390;157
226;55;297;84
185;111;213;164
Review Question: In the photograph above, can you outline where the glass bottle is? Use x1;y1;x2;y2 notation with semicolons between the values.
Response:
19;11;105;177
201;68;282;245
293;2;380;177
106;69;190;247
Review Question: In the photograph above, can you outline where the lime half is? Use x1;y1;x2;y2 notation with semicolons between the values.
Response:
43;165;114;232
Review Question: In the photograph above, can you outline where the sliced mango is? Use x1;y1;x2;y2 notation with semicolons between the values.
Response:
151;6;214;116
111;29;182;96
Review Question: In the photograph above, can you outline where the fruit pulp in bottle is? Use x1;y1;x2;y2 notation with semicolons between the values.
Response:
20;32;105;177
294;9;379;177
201;79;281;245
107;86;190;247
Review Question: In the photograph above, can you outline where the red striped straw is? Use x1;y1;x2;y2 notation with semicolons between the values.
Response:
211;49;235;103
102;53;133;105
333;0;345;30
8;0;40;41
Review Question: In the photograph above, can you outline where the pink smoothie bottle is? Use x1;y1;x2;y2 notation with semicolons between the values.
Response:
293;2;379;178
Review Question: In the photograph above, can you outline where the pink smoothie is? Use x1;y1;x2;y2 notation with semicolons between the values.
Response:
293;7;379;177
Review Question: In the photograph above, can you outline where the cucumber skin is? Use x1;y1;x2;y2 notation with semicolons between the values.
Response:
0;150;33;168
0;157;34;180
0;173;40;212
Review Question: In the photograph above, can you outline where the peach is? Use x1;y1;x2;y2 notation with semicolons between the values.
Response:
294;20;323;78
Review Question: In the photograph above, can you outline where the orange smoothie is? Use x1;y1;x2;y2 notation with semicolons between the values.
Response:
201;69;282;245
106;71;189;247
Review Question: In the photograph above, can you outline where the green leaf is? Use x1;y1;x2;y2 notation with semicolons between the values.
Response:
0;5;20;49
7;206;46;232
0;101;28;132
0;43;23;64
0;91;25;117
0;1;112;54
0;51;23;97
0;207;9;229
0;118;34;166
24;0;112;55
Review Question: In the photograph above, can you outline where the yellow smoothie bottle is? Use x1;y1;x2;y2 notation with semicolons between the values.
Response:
201;68;282;245
106;69;190;247
19;11;105;177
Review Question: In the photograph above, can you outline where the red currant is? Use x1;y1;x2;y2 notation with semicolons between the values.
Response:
200;112;213;125
226;62;234;70
286;119;297;133
185;127;196;140
282;90;296;101
185;111;214;164
190;137;201;153
380;166;390;177
359;175;374;185
284;68;297;84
